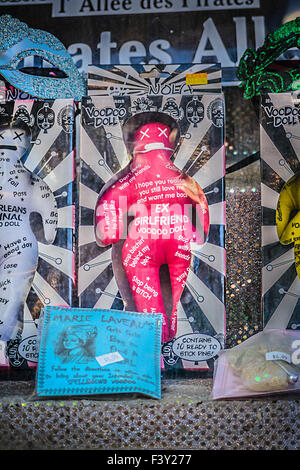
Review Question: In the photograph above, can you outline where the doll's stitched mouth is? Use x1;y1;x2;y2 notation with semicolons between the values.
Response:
0;145;17;151
133;142;174;154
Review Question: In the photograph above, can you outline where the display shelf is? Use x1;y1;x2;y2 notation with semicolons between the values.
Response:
0;378;299;450
1;93;299;452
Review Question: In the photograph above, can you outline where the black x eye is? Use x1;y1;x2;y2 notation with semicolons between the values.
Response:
0;133;4;139
13;131;24;141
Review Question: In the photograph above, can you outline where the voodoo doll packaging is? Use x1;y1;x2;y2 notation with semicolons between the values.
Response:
78;64;226;373
0;15;82;375
0;99;76;374
261;92;300;333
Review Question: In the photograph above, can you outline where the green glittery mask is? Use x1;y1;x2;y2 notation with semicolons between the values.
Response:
237;17;300;99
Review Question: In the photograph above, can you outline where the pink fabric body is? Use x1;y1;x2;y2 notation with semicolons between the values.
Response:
95;122;209;342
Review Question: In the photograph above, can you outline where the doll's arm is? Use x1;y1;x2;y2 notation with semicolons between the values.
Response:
30;174;58;244
95;179;129;247
180;175;209;244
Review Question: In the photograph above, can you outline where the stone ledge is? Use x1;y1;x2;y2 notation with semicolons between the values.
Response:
0;378;299;450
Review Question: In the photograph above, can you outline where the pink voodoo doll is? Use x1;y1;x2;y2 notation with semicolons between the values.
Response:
95;113;209;343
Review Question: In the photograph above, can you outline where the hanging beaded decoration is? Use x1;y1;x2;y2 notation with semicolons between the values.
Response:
237;17;300;99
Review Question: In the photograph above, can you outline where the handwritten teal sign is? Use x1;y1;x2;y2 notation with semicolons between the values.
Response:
36;306;162;399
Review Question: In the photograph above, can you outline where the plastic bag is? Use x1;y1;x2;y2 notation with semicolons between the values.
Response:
212;329;300;399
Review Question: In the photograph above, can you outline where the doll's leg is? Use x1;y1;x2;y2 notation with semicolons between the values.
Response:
122;239;169;342
167;251;191;340
0;241;38;341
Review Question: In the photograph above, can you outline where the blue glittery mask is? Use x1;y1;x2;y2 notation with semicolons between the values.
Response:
0;15;86;101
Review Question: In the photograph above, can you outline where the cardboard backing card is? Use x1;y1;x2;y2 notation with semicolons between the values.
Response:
0;99;76;371
261;92;300;332
79;64;225;373
88;63;222;97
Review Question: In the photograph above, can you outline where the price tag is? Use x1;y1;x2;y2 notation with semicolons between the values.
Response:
186;73;208;85
96;351;124;367
265;351;291;363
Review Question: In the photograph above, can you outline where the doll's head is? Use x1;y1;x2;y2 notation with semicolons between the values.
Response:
123;111;180;158
0;117;31;160
133;121;176;156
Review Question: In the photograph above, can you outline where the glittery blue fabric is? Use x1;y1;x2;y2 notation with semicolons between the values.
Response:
0;15;86;100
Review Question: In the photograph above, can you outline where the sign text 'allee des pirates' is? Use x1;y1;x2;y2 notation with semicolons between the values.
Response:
1;0;295;85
